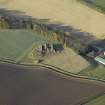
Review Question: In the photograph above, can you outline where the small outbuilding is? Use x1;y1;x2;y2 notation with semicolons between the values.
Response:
88;40;105;56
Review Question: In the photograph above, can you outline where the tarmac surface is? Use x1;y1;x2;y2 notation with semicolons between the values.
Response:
0;63;105;105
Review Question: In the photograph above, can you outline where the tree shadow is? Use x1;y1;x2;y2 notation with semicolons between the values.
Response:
0;8;104;67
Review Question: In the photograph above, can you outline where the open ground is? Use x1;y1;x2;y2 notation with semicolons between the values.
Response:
85;94;105;105
0;30;90;73
0;0;105;105
0;30;46;62
0;63;105;105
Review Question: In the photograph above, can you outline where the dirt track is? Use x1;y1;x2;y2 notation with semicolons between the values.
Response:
0;63;105;105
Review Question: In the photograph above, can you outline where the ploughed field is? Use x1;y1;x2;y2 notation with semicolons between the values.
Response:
0;63;105;105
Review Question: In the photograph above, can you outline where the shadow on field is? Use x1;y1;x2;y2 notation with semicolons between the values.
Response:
0;8;98;43
0;8;104;67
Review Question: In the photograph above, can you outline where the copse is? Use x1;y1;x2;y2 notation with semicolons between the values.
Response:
0;14;88;54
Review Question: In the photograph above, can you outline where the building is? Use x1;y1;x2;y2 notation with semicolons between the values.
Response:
88;40;105;65
89;40;105;55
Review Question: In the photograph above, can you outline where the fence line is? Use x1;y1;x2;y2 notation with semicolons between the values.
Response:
0;59;105;85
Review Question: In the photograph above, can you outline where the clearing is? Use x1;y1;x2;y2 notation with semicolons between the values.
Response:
0;30;89;72
84;94;105;105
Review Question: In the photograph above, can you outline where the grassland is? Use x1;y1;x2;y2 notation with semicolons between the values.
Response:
84;94;105;105
0;29;89;72
0;30;46;62
78;65;105;80
83;0;105;12
1;0;105;37
43;48;89;73
0;0;10;4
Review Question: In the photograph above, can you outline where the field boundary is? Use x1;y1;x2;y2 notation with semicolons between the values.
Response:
0;60;105;105
16;42;36;63
78;0;105;14
75;92;105;105
0;59;105;85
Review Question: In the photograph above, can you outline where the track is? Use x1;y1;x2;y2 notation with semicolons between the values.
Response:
0;63;105;105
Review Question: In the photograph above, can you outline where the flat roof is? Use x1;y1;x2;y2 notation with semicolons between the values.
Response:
95;56;105;65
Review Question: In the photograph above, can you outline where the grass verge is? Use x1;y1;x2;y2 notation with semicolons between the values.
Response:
84;94;105;105
78;65;105;80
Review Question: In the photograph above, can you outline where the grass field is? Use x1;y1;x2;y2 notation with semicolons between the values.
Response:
0;30;89;71
1;0;105;37
0;30;46;62
78;65;105;80
84;0;105;12
85;94;105;105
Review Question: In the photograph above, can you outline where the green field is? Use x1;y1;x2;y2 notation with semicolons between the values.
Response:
84;94;105;105
78;65;105;80
84;0;105;12
0;30;46;62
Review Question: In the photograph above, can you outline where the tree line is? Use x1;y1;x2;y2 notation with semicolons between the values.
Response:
0;14;94;54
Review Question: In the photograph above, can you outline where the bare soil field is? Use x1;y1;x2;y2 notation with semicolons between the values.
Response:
0;63;105;105
1;0;105;37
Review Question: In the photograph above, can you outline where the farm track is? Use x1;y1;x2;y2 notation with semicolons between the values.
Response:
0;63;105;105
